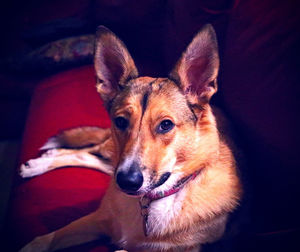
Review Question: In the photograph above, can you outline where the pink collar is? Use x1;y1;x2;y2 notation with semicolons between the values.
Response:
139;169;202;236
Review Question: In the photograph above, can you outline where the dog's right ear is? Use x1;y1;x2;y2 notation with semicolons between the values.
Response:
94;26;138;106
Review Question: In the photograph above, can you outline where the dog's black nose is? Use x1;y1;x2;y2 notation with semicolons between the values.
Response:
116;163;143;193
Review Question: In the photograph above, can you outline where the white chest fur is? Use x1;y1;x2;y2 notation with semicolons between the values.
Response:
147;189;186;235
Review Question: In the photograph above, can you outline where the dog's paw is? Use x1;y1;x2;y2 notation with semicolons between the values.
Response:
20;157;54;178
19;233;54;252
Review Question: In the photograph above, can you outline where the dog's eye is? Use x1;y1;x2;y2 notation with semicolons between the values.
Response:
157;120;174;134
114;116;129;131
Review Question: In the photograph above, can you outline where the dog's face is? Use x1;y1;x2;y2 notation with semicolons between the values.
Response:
94;25;219;196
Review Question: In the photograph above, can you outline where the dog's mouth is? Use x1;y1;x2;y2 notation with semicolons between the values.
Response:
139;169;201;200
120;172;172;197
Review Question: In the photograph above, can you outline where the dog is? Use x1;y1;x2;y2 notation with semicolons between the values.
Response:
20;24;242;252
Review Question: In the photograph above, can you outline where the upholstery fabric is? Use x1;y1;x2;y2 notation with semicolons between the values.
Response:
8;65;111;251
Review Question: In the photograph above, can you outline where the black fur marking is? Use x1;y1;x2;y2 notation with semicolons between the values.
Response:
157;79;169;91
61;143;96;150
91;152;111;163
106;97;115;114
155;172;171;188
140;79;156;117
141;91;149;116
118;84;125;91
187;102;199;123
168;76;181;89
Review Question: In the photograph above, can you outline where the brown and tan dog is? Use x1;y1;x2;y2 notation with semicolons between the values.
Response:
20;24;242;252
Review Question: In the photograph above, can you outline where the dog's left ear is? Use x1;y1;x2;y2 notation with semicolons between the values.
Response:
94;26;138;106
170;24;219;104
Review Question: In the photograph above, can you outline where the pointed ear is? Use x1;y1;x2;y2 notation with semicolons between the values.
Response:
94;26;138;106
170;24;219;104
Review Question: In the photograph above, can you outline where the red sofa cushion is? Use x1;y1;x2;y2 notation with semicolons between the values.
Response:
9;65;111;251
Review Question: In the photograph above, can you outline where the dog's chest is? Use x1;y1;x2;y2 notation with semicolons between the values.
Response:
114;193;184;249
147;192;185;235
112;187;187;251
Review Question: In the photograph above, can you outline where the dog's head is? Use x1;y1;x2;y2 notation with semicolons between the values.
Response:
95;25;220;197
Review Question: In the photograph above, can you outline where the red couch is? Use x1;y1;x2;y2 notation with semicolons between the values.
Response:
8;66;111;251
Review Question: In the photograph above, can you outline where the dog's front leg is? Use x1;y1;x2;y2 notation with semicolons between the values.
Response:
19;210;110;252
20;148;113;178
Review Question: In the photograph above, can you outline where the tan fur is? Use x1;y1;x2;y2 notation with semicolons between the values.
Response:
55;126;111;148
20;24;242;252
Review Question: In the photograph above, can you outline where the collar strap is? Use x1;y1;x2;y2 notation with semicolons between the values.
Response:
144;169;201;201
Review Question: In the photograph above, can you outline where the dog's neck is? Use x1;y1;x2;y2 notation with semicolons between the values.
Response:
139;169;202;236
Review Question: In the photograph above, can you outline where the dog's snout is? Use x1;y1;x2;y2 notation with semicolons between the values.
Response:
116;163;143;193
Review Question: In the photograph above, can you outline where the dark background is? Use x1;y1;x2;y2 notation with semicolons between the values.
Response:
0;0;299;251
